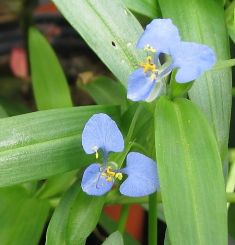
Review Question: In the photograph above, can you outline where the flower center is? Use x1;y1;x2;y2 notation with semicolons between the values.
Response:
139;56;157;74
101;166;123;182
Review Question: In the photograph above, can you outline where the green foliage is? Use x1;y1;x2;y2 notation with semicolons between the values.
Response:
122;0;160;19
29;27;73;110
0;186;49;245
79;76;127;109
47;181;104;245
52;0;143;85
155;97;227;245
0;105;119;187
0;0;233;244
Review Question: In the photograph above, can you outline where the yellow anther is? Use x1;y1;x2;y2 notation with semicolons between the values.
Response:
106;176;113;182
101;166;123;182
144;44;156;53
115;173;123;181
139;56;157;73
106;167;116;177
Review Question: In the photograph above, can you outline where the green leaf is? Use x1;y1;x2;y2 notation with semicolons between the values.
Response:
0;185;49;245
155;97;227;245
158;0;232;160
66;188;104;244
164;229;171;245
99;213;140;245
122;0;160;19
0;105;119;187
29;25;75;198
36;170;77;199
29;27;73;110
102;231;124;245
225;2;235;43
46;182;80;244
52;0;143;85
47;181;105;245
79;76;127;108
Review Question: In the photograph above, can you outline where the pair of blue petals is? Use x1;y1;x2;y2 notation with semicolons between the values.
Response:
127;18;216;102
81;113;160;197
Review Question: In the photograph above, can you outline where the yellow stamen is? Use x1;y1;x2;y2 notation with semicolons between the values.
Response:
139;56;157;73
102;166;123;182
92;146;99;159
144;44;156;53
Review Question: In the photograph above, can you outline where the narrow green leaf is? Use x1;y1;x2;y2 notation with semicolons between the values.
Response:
102;231;124;245
155;97;227;245
52;0;143;85
66;187;105;245
29;27;72;110
158;0;232;160
122;0;159;19
0;105;119;187
46;182;80;245
0;186;49;245
79;76;127;108
99;213;140;245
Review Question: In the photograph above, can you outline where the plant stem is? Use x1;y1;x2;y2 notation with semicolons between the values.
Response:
148;193;157;245
117;204;129;234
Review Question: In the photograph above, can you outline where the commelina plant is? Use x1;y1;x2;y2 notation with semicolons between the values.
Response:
81;18;215;197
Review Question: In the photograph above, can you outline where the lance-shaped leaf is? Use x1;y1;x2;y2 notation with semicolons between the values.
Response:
155;97;227;245
0;105;119;187
52;0;143;85
158;0;232;160
46;181;104;245
29;27;72;110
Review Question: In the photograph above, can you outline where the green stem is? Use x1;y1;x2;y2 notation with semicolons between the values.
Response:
117;204;129;234
148;193;157;245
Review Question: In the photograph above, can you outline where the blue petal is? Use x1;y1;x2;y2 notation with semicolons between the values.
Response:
127;68;156;101
81;163;114;196
171;41;216;83
137;19;181;54
120;152;160;197
82;113;124;156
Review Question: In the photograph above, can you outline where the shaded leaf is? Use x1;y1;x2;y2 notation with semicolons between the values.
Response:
29;27;72;110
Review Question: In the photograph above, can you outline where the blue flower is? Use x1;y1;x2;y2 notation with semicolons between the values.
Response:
81;113;160;197
127;18;216;102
